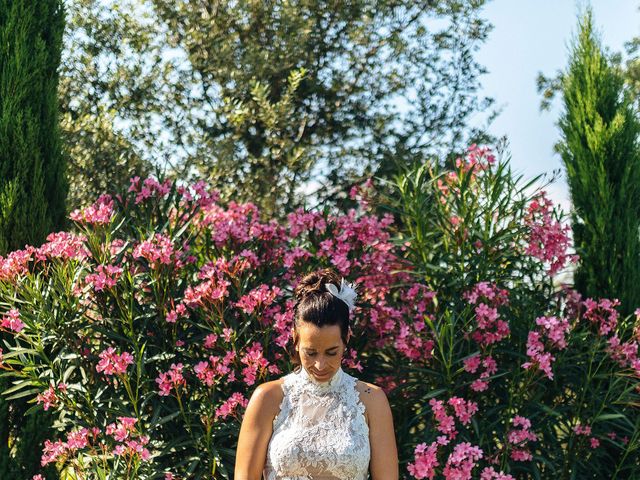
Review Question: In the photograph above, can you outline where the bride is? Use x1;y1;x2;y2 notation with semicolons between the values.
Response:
235;268;399;479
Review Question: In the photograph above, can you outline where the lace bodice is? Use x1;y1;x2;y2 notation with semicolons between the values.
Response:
263;366;371;479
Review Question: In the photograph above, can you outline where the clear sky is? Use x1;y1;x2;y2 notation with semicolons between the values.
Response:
476;0;639;213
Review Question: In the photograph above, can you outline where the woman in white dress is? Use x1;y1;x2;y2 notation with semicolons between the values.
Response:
235;268;399;479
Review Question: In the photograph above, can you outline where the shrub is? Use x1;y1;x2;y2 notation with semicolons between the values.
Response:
1;145;639;479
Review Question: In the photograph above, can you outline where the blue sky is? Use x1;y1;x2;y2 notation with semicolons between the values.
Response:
476;0;639;213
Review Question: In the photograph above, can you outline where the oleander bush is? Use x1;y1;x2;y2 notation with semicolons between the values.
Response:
0;146;638;479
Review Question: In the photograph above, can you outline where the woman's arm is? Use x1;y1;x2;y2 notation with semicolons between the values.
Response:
234;381;283;480
368;386;399;479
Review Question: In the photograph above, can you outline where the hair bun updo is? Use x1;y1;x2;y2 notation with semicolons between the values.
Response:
290;268;353;369
293;268;343;302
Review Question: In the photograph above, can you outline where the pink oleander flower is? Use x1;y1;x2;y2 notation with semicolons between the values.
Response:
463;282;510;347
85;264;123;292
113;435;151;460
429;398;457;439
524;191;578;276
341;347;364;372
573;423;592;436
535;315;571;349
407;441;440;479
480;467;515;480
165;303;187;324
129;176;172;204
41;438;68;466
204;333;218;349
156;363;186;396
96;347;134;376
1;308;25;333
240;342;270;386
447;397;478;426
133;233;176;268
442;442;483;480
36;382;67;411
69;194;114;225
287;208;329;237
214;392;248;420
35;232;90;262
106;417;138;442
0;247;34;283
522;331;555;380
582;297;620;337
235;284;282;314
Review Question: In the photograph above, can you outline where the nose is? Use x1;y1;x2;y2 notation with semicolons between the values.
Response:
314;358;327;371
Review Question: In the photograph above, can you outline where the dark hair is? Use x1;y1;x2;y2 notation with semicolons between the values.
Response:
290;268;351;371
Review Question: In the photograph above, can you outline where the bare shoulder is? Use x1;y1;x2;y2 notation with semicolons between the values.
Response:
248;378;285;417
355;380;389;426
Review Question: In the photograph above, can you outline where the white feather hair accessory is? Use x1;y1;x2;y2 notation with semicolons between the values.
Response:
325;278;358;312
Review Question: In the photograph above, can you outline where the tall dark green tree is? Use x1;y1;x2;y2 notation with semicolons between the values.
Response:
0;0;67;478
557;10;640;317
0;0;68;251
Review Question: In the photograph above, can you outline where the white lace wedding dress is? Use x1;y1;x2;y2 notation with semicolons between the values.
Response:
262;365;371;479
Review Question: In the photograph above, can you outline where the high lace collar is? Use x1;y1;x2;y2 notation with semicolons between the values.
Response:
296;366;344;393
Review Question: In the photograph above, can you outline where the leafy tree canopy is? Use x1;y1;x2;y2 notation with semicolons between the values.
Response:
61;0;495;217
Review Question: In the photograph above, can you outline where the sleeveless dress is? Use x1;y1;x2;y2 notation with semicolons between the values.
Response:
263;365;371;479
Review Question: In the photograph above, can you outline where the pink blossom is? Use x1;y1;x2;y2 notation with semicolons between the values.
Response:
85;264;123;291
133;233;176;268
442;442;483;480
35;232;90;262
214;392;248;420
447;397;478;425
69;194;114;225
0;247;34;282
480;467;515;480
106;416;138;442
36;382;67;411
583;297;620;337
0;308;25;333
407;441;440;479
156;363;186;396
235;284;282;314
204;333;218;349
524;191;578;276
96;347;134;376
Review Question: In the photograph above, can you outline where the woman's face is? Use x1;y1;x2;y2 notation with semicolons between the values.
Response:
294;321;348;383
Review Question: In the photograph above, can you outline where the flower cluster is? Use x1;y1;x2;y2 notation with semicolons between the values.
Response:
85;264;123;291
96;347;134;376
463;354;498;392
107;417;151;460
429;397;479;440
522;315;571;380
41;427;101;466
214;392;249;420
463;281;510;347
524;191;578;276
573;423;600;449
156;363;186;396
507;416;538;461
0;308;25;333
36;382;67;411
69;194;115;225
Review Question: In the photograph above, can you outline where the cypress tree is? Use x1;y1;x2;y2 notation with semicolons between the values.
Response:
0;1;66;478
557;10;640;317
0;0;67;252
